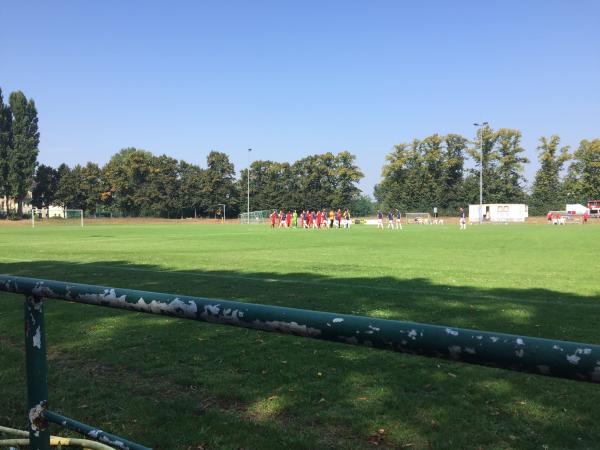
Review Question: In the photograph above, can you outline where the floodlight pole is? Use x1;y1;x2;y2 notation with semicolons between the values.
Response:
474;122;488;224
247;148;252;224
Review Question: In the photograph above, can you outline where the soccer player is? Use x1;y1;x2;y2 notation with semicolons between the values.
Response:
286;211;292;228
329;209;335;228
278;210;285;228
270;210;276;228
344;210;351;228
292;210;298;228
395;209;403;230
459;208;466;230
377;210;384;229
583;211;589;224
387;211;394;229
336;209;342;228
303;210;309;228
547;211;553;223
308;210;314;228
316;210;322;228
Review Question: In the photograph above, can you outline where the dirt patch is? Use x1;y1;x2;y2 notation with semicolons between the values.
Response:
0;217;241;227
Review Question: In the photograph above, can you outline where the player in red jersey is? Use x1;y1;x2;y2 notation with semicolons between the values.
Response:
278;210;285;228
270;210;276;228
316;210;322;228
308;211;314;228
286;211;292;227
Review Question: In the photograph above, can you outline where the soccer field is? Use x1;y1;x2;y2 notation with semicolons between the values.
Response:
1;223;599;449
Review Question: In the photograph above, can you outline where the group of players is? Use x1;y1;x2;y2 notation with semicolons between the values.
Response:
376;210;403;230
271;209;352;229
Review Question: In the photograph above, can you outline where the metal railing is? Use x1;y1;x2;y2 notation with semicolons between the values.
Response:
1;274;599;449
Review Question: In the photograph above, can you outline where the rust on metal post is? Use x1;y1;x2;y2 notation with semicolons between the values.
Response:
24;294;50;450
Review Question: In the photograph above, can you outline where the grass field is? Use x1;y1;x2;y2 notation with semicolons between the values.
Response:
1;222;599;449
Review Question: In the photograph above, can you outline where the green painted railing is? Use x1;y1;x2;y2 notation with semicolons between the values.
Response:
1;274;599;449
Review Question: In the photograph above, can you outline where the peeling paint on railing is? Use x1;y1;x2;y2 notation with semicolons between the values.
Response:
2;274;599;384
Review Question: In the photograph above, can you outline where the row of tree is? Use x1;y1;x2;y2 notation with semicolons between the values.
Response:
375;127;600;216
32;149;238;218
1;87;599;218
30;148;369;218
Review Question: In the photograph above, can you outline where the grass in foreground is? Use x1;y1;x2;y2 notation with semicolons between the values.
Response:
0;222;599;449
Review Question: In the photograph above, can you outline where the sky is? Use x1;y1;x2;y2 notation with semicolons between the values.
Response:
1;0;599;195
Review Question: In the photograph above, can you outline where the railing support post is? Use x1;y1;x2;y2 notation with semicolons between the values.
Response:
25;294;50;450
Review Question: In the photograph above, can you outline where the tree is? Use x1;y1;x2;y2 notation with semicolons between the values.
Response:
375;141;423;211
80;162;105;214
102;148;155;216
0;88;12;209
241;160;295;212
563;139;600;204
179;161;205;218
494;128;529;202
466;126;528;204
54;165;84;209
350;194;375;216
32;164;60;209
201;151;239;216
440;134;467;211
138;155;180;217
8;91;39;216
330;151;364;209
376;135;468;213
466;124;498;204
529;136;570;215
292;153;343;209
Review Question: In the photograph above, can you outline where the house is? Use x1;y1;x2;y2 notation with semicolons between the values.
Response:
0;195;33;215
468;204;528;223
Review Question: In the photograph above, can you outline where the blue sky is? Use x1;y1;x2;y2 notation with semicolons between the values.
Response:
1;0;599;194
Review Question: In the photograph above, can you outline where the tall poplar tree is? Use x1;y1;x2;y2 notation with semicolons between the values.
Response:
530;136;570;215
0;88;12;208
8;91;39;216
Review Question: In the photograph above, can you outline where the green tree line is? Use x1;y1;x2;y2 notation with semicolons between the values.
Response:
375;126;599;216
2;87;599;218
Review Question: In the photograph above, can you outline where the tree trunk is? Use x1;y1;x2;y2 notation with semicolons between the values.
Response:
17;196;23;217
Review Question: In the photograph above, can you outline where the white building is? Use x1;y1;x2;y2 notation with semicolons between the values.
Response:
468;204;528;223
566;204;589;215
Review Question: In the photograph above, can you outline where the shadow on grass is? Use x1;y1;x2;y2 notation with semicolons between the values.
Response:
1;259;599;449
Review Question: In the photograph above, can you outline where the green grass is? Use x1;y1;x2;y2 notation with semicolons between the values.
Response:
0;222;599;449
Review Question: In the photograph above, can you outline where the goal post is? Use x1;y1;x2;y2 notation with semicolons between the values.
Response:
239;210;271;224
405;212;431;224
32;208;84;228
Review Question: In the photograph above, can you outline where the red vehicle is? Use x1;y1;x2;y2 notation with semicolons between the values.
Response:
587;200;600;218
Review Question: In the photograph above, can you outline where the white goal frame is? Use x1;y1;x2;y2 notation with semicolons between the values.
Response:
405;212;431;224
239;210;270;224
32;208;84;228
